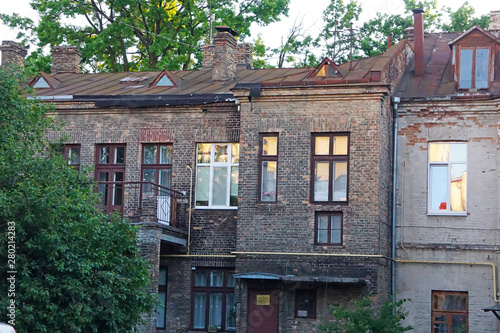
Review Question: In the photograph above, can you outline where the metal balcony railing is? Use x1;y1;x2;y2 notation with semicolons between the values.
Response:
96;181;183;227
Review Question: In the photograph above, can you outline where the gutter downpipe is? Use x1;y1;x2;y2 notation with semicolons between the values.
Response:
186;163;193;255
391;96;400;303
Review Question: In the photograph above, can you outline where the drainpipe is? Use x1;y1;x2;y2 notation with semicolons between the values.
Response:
391;96;400;303
186;163;193;255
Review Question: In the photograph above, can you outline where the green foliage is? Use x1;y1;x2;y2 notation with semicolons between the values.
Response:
357;0;490;57
316;0;363;63
2;0;290;72
439;1;489;32
318;295;413;333
0;68;155;332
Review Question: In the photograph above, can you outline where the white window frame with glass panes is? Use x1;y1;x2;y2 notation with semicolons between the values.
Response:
195;143;239;209
428;142;467;215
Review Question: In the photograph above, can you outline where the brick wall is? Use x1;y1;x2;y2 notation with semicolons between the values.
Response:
51;46;81;73
235;85;395;331
0;41;27;70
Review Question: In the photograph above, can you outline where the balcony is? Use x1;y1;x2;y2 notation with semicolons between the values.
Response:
97;181;187;247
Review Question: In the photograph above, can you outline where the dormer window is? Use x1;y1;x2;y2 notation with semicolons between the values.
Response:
449;26;499;91
459;47;490;89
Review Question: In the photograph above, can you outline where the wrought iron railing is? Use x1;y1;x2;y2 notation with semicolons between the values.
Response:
96;181;183;227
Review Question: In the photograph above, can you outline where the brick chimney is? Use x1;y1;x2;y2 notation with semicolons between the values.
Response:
0;41;27;71
51;46;81;73
412;8;425;76
235;43;253;69
202;26;252;81
489;11;500;31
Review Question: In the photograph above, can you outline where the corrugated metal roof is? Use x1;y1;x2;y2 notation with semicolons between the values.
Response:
398;30;500;99
29;40;408;100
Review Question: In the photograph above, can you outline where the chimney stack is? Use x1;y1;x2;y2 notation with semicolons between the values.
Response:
413;8;425;76
489;11;500;31
0;41;27;71
202;26;253;81
51;46;81;74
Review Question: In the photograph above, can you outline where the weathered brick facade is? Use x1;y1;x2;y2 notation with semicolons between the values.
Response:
51;46;81;73
4;22;413;332
394;10;500;332
0;41;27;71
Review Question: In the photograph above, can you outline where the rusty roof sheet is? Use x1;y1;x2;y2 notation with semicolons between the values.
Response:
30;41;407;99
399;31;500;99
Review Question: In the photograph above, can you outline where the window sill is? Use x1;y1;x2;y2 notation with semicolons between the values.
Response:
427;211;467;217
194;206;238;210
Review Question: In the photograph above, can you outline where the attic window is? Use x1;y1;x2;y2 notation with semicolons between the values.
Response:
459;47;490;89
316;64;338;77
156;75;174;87
33;77;50;88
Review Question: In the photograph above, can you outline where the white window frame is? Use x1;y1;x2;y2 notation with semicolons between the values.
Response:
427;142;467;216
195;143;239;209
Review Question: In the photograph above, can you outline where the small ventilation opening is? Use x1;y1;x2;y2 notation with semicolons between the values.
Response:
33;77;50;88
156;75;174;87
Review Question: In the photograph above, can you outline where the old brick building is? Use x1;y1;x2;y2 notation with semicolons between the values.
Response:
2;24;412;332
394;10;500;333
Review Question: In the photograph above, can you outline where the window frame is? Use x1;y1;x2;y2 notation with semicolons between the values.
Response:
295;289;317;319
141;143;173;192
315;211;343;246
95;144;126;214
190;268;236;331
310;133;349;204
458;46;491;90
156;266;168;329
258;133;279;203
427;142;467;216
195;143;239;209
431;290;468;333
56;144;81;170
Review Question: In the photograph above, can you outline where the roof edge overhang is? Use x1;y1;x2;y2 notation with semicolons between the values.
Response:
61;93;236;108
234;272;368;284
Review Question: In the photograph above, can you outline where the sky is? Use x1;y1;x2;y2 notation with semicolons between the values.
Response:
0;0;495;65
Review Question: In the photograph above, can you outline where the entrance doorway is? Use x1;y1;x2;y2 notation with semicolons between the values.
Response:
247;289;279;333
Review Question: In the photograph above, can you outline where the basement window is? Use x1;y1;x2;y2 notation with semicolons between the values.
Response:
432;291;468;333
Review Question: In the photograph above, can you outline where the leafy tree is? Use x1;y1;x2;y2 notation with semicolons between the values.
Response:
0;68;155;332
358;0;489;57
2;0;290;72
358;0;441;57
270;18;316;68
315;0;363;64
439;1;489;32
318;295;413;333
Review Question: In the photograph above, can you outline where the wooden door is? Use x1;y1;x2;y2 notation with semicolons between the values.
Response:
247;289;279;333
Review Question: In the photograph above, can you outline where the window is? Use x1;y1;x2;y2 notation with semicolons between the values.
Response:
156;267;168;329
95;144;126;213
311;133;348;203
295;290;316;318
428;142;467;214
192;269;236;331
459;47;490;89
195;143;239;208
259;134;278;202
432;291;468;333
315;212;342;245
56;144;81;170
142;144;172;192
